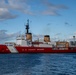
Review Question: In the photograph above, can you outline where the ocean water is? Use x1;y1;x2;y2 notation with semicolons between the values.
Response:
0;53;76;75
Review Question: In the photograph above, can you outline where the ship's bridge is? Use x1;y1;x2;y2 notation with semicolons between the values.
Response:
16;34;32;46
16;35;26;46
16;35;25;40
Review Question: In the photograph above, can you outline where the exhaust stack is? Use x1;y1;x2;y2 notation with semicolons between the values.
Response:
44;35;50;43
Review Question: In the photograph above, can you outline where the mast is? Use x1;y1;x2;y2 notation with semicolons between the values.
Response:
25;19;29;34
73;36;75;42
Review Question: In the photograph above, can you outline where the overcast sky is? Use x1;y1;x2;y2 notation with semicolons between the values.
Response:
0;0;76;43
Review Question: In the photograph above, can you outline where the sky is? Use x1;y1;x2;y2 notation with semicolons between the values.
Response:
0;0;76;43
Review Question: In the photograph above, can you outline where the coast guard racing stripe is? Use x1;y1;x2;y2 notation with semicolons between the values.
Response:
7;46;18;53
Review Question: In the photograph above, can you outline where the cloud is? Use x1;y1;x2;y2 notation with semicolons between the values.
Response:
65;22;72;26
0;30;20;43
55;33;61;36
41;0;68;15
0;0;68;20
0;8;17;21
0;0;32;20
74;32;76;35
66;36;75;41
8;0;33;15
42;10;60;16
33;34;44;38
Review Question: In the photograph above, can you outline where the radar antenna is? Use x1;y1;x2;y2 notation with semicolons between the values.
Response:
25;19;29;34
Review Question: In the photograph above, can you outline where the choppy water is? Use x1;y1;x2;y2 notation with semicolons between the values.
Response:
0;53;76;75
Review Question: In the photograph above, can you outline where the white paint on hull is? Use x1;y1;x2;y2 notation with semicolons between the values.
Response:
7;46;18;53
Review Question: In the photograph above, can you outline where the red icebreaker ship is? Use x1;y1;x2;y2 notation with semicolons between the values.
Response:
0;20;76;53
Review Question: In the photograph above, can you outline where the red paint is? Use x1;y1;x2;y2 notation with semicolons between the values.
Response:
0;45;11;53
0;45;76;53
15;46;76;53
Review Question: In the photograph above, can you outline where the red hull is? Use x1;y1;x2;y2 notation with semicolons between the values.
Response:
0;45;76;53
